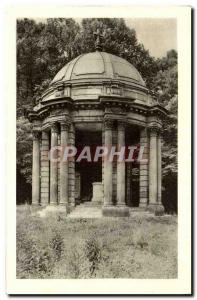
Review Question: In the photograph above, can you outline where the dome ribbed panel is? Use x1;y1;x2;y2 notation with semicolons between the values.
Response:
50;51;145;87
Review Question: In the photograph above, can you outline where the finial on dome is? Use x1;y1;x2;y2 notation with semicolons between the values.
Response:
93;28;103;51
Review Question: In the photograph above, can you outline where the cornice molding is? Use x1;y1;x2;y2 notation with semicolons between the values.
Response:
28;97;168;127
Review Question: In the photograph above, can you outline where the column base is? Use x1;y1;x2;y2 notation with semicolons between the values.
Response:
139;202;148;209
91;198;102;205
49;202;58;206
68;202;75;213
36;204;68;218
59;202;69;211
147;204;165;216
102;205;130;217
31;202;41;206
39;203;49;208
49;204;68;213
31;203;41;212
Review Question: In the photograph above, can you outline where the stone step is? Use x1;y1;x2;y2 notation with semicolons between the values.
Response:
81;202;102;207
68;205;102;218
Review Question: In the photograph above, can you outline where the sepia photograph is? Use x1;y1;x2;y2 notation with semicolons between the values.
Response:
5;5;191;295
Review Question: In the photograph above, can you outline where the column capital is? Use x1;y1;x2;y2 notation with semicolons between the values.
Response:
50;122;59;133
60;120;71;131
32;130;41;140
148;125;162;136
104;119;114;130
118;120;126;131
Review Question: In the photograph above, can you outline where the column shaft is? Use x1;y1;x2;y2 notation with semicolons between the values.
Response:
103;120;113;206
50;123;58;205
40;131;50;205
149;129;158;204
157;133;162;204
117;122;126;206
32;131;40;205
139;128;149;207
60;122;69;206
68;123;75;208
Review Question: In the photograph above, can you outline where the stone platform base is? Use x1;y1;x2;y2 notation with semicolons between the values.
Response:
130;206;147;212
147;204;165;216
31;204;68;218
102;205;130;217
82;201;102;207
68;204;102;218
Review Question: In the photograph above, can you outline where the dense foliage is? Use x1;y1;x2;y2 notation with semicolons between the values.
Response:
17;18;177;212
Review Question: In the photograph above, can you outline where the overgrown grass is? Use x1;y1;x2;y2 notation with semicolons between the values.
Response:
16;205;177;279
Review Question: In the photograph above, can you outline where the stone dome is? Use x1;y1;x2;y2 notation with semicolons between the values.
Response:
51;51;145;88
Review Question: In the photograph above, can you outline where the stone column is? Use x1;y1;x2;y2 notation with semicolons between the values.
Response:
50;123;59;205
32;130;40;205
40;131;50;205
148;127;164;214
60;121;69;207
103;119;113;207
117;121;126;206
68;122;76;210
157;132;162;205
139;128;149;208
148;127;158;207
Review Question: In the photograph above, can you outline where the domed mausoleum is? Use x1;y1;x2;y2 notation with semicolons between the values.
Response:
28;38;167;216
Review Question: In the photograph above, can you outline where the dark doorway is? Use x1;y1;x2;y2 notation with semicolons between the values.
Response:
125;125;140;207
79;163;101;202
75;130;102;203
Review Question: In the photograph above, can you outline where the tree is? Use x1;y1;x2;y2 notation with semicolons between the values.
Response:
17;18;80;201
152;50;178;213
70;18;159;89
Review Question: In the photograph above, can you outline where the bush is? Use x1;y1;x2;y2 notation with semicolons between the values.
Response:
84;236;102;275
64;242;91;279
16;232;54;278
49;231;64;262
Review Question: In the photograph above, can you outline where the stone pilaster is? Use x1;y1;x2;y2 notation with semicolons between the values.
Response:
32;130;41;205
139;128;149;208
50;123;59;205
40;131;50;205
60;121;70;207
